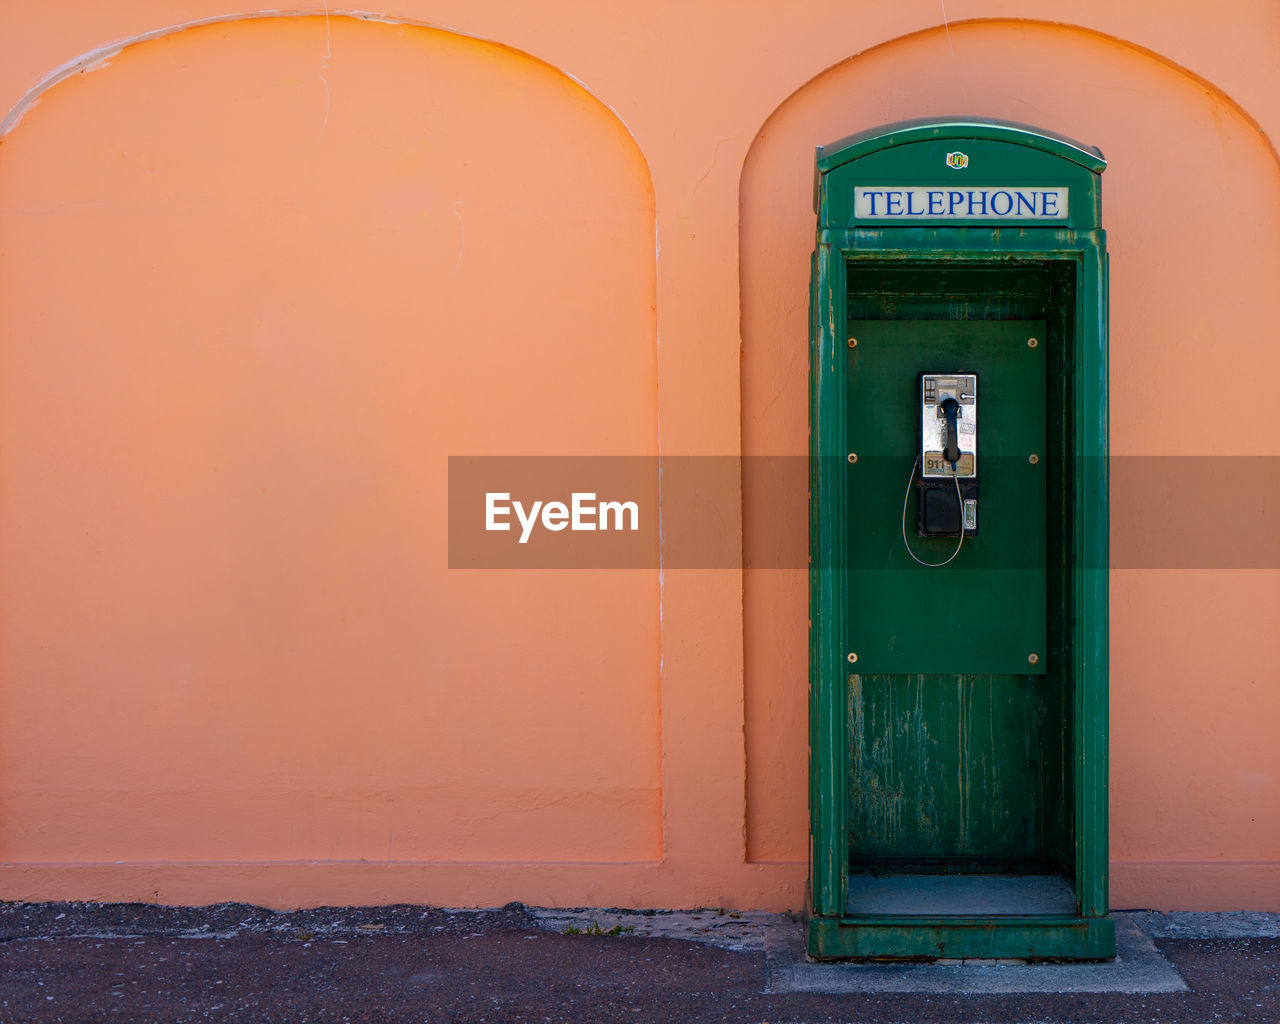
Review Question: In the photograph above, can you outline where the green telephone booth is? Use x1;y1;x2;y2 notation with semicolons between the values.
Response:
807;119;1113;960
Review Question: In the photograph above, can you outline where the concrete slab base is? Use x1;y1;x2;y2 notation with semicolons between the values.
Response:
765;913;1188;994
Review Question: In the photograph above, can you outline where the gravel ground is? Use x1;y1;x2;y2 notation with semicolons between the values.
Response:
0;902;1276;1024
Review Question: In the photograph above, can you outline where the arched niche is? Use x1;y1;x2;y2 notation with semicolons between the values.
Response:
739;21;1280;895
0;16;661;866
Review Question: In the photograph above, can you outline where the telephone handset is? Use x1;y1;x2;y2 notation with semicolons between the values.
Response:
938;397;962;466
920;373;977;484
900;373;978;566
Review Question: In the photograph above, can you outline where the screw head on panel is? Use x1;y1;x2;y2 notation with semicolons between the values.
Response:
1027;337;1039;348
1028;653;1040;665
848;337;858;348
847;453;858;464
847;652;858;664
1029;453;1040;465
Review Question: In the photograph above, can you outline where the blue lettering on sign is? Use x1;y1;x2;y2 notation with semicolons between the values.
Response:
853;185;1068;220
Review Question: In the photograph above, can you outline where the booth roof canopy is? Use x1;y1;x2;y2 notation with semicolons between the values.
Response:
815;118;1108;175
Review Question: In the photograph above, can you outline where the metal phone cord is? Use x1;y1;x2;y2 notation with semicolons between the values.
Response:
899;454;965;567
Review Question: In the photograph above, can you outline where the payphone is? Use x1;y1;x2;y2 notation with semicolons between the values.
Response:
906;372;978;566
917;372;977;531
807;120;1112;961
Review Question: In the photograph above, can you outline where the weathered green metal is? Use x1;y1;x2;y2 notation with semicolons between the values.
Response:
849;674;1066;865
808;915;1116;961
808;240;847;920
807;119;1111;960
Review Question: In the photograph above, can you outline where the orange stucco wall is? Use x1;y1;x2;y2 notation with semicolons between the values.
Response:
0;1;1276;911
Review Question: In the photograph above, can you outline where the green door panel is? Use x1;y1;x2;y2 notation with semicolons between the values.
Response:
848;673;1067;866
845;320;1046;676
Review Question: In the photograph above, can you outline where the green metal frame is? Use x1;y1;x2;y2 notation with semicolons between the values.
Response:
807;121;1111;960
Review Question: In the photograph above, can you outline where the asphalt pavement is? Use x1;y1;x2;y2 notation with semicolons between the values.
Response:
0;901;1276;1023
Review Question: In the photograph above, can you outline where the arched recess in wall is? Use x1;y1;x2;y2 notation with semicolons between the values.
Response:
739;20;1280;872
0;16;662;867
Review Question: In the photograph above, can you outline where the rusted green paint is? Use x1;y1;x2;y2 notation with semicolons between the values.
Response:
808;914;1116;961
808;240;848;919
807;120;1110;960
849;674;1064;866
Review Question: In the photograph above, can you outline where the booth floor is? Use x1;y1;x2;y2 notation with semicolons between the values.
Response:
845;872;1078;916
